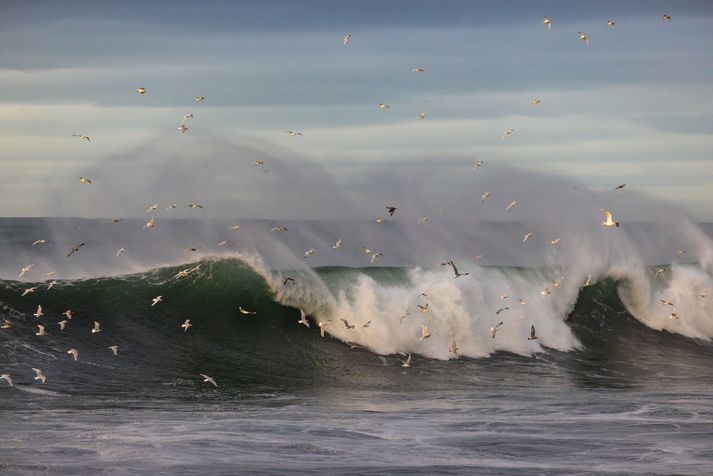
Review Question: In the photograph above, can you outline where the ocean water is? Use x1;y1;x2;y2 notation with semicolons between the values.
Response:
1;218;713;475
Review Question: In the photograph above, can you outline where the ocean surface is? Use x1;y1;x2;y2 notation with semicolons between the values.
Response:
1;218;712;475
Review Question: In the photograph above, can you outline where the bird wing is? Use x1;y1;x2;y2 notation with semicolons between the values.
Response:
601;209;613;221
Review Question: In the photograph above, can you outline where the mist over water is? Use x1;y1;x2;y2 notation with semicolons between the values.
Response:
2;134;713;360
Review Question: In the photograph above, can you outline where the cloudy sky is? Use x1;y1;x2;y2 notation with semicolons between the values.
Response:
1;0;712;218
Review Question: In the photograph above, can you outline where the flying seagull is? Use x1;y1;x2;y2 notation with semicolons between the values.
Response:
543;16;552;30
386;206;397;216
340;319;355;330
36;324;46;336
72;134;91;142
195;96;205;102
181;319;192;332
33;305;43;318
343;33;351;45
67;243;85;257
601;209;620;228
490;321;504;338
67;348;79;361
506;200;517;211
449;340;459;357
239;306;256;315
32;368;46;383
18;264;33;278
578;32;589;46
298;309;310;328
445;260;469;278
662;14;671;21
607;20;615;28
22;287;36;297
136;87;146;94
108;345;119;355
285;131;303;136
1;374;13;386
58;320;68;330
91;321;102;334
412;67;424;73
401;354;412;368
143;216;156;229
528;325;538;340
420;324;431;341
200;374;217;387
151;296;162;307
378;103;390;109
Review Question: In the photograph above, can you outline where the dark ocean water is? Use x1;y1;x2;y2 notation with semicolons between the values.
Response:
1;219;712;475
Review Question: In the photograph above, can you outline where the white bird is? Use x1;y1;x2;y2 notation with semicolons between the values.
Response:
601;209;620;227
543;16;552;30
33;305;43;318
143;216;156;229
67;348;79;361
343;33;351;45
195;96;205;102
473;160;484;170
531;99;541;105
541;285;551;295
417;112;426;120
449;340;459;357
370;252;383;264
662;14;671;22
1;320;11;329
503;129;515;138
340;319;355;330
298;309;310;328
63;310;73;320
145;203;158;214
506;200;517;210
47;280;58;290
32;368;46;383
239;306;256;315
654;268;665;278
116;248;126;257
79;177;92;184
58;320;68;330
182;113;193;122
136;87;146;94
91;321;102;334
217;240;227;247
22;287;36;297
417;303;429;314
1;374;12;386
378;103;390;109
481;192;490;204
72;134;91;142
108;345;119;355
607;20;615;28
304;248;315;259
271;226;287;232
151;296;162;307
166;203;178;211
490;321;504;338
18;264;33;278
36;324;45;336
32;240;48;246
200;374;217;387
401;354;412;368
318;321;328;337
181;319;192;332
523;232;533;242
285;131;303;136
550;238;561;245
418;216;428;224
178;124;188;135
578;32;589;46
420;324;431;341
412;67;424;73
332;238;342;249
400;312;410;323
583;274;592;287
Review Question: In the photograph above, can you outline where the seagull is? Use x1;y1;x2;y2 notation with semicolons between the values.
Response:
181;319;192;332
343;33;351;45
523;232;533;242
18;264;33;278
143;216;156;229
239;306;256;315
400;312;410;323
178;124;188;135
676;249;686;256
332;238;342;249
36;324;46;336
669;311;679;320
67;348;79;361
318;321;328;337
531;99;541;105
195;96;205;102
506;200;517;210
401;354;412;368
164;203;178;211
481;192;490;204
32;368;46;383
578;32;589;46
63;310;73;320
550;238;561;245
659;299;675;307
151;296;162;307
186;204;204;209
378;103;390;109
370;252;383;264
182;113;193;122
67;243;85;257
33;305;43;318
22;287;36;297
361;321;371;328
298;309;310;328
1;320;11;329
420;324;431;341
303;248;315;259
136;87;146;94
412;67;424;73
543;16;552;30
145;203;158;214
115;247;126;257
490;321;504;338
58;320;68;330
418;216;428;224
601;209;620;227
32;240;48;246
583;274;593;287
43;271;55;277
615;184;626;190
340;319;355;330
285;131;303;136
518;298;527;305
72;134;91;142
528;325;538;340
500;293;508;300
1;374;12;386
418;112;426;120
386;206;397;216
449;340;459;357
79;177;92;184
108;345;119;355
552;278;562;288
607;20;615;28
200;374;217;387
662;14;671;21
473;255;483;261
417;303;429;314
502;129;515;138
654;268;665;277
91;321;102;334
271;226;287;232
541;285;551;295
217;240;227;247
445;260;469;278
282;277;295;286
495;307;509;315
46;280;59;290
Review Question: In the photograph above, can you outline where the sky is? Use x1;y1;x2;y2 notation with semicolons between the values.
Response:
1;0;712;218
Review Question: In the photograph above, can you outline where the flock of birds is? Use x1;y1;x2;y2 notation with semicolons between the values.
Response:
0;11;696;388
